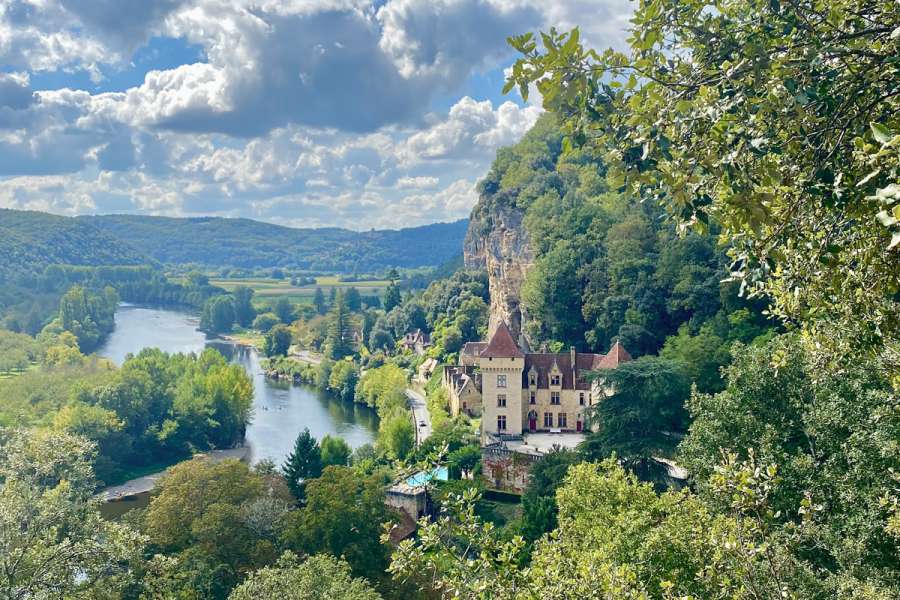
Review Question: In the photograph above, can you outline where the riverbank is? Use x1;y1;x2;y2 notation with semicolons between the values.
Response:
100;447;250;501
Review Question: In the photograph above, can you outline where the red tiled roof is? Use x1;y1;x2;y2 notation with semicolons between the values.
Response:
480;322;525;358
593;341;633;370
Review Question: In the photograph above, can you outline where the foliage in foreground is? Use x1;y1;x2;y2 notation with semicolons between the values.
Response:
228;552;382;600
0;428;143;599
391;459;886;599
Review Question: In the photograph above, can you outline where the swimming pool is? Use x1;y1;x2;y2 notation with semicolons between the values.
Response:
405;466;449;487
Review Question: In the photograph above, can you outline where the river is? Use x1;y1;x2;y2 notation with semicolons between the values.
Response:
98;304;378;467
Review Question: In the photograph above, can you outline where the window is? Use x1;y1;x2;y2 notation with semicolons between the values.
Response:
497;374;507;388
497;394;506;407
544;412;553;427
529;391;536;404
550;374;561;386
579;392;585;406
551;391;560;405
529;373;536;386
497;415;507;431
558;412;567;428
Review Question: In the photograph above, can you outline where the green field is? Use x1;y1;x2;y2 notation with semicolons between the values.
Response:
208;276;390;305
0;362;39;381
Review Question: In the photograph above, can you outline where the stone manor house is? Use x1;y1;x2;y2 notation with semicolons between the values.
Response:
442;322;633;446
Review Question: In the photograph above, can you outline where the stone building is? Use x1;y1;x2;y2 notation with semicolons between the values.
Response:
442;322;633;445
401;329;432;355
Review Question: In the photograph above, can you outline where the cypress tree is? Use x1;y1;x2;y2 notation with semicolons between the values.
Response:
313;287;327;315
325;291;353;359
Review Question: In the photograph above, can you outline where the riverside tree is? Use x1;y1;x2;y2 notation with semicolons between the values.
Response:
233;286;256;327
200;294;236;334
263;323;292;357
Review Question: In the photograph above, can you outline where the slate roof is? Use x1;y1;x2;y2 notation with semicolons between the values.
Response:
480;322;525;358
460;341;487;358
523;352;599;390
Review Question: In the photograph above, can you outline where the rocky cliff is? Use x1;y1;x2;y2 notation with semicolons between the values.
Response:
463;192;534;350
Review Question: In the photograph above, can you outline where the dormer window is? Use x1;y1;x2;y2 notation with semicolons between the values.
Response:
550;374;561;386
529;373;536;386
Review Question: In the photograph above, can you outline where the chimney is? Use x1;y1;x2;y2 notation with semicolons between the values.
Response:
570;346;577;382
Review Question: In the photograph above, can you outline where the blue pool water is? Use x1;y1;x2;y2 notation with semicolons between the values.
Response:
406;466;449;487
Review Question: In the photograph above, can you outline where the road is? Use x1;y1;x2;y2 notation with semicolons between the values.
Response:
405;387;432;446
290;347;322;365
99;447;249;501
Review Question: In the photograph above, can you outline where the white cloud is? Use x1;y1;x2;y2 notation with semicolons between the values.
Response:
0;0;637;227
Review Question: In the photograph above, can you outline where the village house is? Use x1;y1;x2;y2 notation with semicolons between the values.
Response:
401;329;432;355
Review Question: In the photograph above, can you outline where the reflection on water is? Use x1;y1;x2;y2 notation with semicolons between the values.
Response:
98;305;377;467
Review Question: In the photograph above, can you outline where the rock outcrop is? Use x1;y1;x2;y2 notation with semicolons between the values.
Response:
464;194;534;350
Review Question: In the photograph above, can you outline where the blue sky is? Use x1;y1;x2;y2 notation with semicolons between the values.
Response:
0;1;633;229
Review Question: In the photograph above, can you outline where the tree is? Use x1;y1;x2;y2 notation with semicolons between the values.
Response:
201;294;236;334
379;411;415;461
57;284;119;351
659;324;731;394
505;1;900;361
344;286;362;312
581;357;689;480
281;466;394;579
327;360;358;402
368;327;394;352
678;334;900;592
447;444;481;480
391;460;820;599
520;449;582;543
320;434;351;468
142;457;285;598
233;286;256;327
186;271;209;287
263;324;292;357
253;312;279;333
229;552;382;600
325;291;354;360
383;281;402;312
282;428;322;501
0;429;143;599
273;297;294;324
313;287;327;315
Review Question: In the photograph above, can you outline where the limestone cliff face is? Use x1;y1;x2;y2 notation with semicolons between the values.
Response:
464;193;534;350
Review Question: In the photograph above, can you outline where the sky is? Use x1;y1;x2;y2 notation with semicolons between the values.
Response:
0;0;634;229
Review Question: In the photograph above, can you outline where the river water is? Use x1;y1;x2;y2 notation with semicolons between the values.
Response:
98;304;378;466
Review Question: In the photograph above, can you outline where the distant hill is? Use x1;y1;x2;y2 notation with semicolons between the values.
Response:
81;214;469;272
0;209;151;279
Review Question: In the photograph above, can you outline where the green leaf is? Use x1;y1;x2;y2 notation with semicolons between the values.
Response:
502;79;515;95
871;122;892;144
